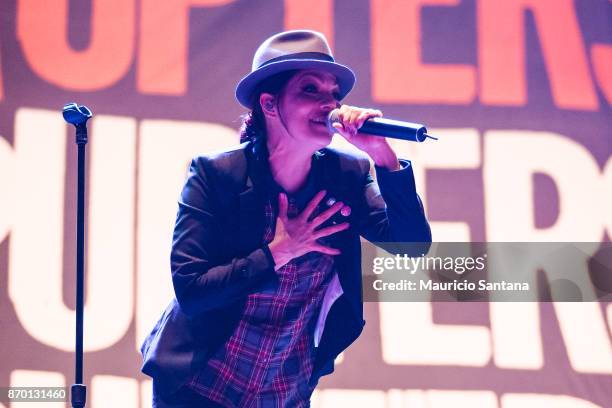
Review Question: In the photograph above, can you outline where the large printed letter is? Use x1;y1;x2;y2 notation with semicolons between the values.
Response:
379;303;491;366
502;393;601;408
91;375;139;408
591;43;612;106
490;302;542;369
17;0;135;90
478;0;597;110
284;0;334;48
138;0;234;95
484;131;604;241
371;0;475;104
484;131;612;374
0;135;15;242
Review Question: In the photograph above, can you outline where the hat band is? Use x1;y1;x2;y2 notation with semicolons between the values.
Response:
257;52;335;69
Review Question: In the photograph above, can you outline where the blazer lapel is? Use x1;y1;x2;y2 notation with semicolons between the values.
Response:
237;142;268;251
317;150;356;293
237;185;266;251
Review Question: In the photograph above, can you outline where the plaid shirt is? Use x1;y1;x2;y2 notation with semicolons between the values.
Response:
187;160;337;407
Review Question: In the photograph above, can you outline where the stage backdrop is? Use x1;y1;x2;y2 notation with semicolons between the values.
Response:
0;0;610;407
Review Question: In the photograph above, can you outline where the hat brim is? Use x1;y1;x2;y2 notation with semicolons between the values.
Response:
235;59;356;109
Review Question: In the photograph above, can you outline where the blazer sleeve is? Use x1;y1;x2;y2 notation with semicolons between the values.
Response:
357;158;432;253
170;158;277;317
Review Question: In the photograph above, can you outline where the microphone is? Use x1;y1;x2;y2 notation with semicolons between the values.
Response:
62;103;92;126
327;109;437;142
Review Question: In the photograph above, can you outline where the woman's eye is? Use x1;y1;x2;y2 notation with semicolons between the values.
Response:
303;84;317;93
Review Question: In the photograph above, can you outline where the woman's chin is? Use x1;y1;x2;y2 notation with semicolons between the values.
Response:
311;132;333;148
309;125;333;141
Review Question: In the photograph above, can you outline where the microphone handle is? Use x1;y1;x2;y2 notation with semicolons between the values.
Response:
359;117;428;142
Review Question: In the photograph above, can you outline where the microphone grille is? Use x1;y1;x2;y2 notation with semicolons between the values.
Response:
326;109;341;134
327;109;341;125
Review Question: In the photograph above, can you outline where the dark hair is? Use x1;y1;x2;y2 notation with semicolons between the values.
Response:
239;70;298;143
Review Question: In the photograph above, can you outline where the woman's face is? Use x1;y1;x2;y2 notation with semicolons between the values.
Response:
273;69;341;147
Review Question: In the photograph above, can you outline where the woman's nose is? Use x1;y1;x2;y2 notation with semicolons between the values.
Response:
320;98;340;112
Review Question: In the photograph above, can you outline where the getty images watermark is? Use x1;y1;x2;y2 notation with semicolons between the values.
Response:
361;242;612;302
371;252;531;292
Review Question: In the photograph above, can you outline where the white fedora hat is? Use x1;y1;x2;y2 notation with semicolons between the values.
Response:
236;30;356;109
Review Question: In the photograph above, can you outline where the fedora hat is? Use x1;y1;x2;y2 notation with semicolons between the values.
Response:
235;30;356;109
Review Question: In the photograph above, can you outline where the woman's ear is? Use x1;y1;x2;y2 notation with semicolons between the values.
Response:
259;93;276;116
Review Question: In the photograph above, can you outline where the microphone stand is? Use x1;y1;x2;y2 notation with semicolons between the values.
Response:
62;103;93;408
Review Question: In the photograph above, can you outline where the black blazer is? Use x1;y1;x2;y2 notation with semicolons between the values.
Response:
140;141;431;397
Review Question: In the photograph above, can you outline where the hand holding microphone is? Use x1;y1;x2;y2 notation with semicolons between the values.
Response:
327;106;437;142
327;105;436;171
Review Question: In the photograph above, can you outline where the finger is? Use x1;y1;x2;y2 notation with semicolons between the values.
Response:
356;109;377;123
339;105;353;126
310;201;344;227
278;193;288;220
338;104;350;116
355;111;371;130
349;109;361;126
363;108;383;118
311;244;341;256
333;122;351;139
313;222;350;240
345;109;360;135
300;190;327;222
337;106;357;134
356;109;381;129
